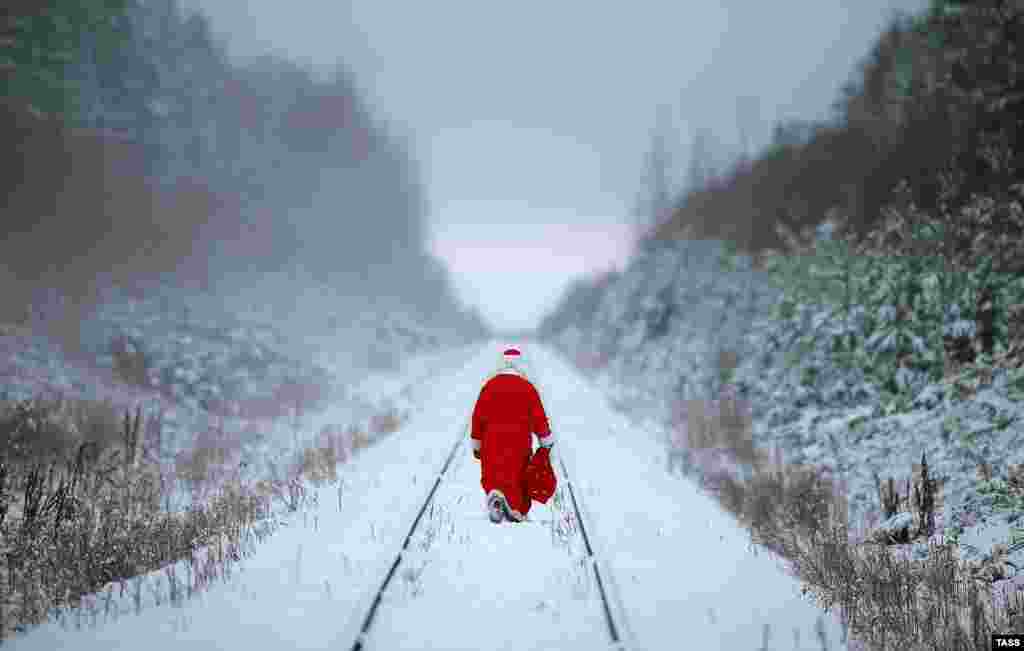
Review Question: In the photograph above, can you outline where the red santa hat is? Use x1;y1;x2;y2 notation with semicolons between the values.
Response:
497;346;527;377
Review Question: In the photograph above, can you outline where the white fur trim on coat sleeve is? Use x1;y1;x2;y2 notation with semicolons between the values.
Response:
537;432;554;448
472;439;482;451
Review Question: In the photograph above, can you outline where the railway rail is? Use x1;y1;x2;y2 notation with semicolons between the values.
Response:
347;362;631;651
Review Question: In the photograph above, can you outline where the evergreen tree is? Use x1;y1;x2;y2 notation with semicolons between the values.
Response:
2;1;132;119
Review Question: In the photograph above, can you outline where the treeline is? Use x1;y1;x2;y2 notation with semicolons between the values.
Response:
1;0;485;354
538;271;621;339
651;0;1023;272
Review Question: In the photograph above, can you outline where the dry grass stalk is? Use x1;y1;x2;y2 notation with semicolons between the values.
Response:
300;447;337;486
350;426;370;451
110;337;150;389
317;424;351;464
662;381;1022;647
0;393;376;638
369;409;402;436
977;462;994;482
694;431;1018;648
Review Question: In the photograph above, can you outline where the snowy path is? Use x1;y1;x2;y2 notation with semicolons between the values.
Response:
12;342;847;651
360;401;613;651
528;345;848;651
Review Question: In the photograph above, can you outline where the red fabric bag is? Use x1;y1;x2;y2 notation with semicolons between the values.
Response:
524;447;557;504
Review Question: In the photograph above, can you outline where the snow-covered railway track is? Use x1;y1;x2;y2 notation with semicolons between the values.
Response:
557;454;627;651
533;359;632;651
346;423;630;651
348;425;467;651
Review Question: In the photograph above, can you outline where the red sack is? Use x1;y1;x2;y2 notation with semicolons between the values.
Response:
524;447;557;504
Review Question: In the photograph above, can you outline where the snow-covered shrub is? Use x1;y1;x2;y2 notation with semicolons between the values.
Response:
110;334;153;388
752;197;1024;416
573;351;608;373
300;446;337;485
975;476;1024;516
0;390;285;638
545;193;1021;422
272;377;328;415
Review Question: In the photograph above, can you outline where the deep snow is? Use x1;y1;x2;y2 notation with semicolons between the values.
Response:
11;342;846;650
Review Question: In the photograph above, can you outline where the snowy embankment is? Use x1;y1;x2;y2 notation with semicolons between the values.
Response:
1;285;481;468
545;240;1024;547
540;236;1024;635
529;345;846;651
13;341;845;651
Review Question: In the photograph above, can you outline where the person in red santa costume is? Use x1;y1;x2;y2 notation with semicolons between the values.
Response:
471;346;554;523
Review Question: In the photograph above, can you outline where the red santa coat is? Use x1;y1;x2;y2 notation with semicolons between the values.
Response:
471;371;553;517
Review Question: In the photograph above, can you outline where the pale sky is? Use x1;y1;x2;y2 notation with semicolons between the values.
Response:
186;0;927;331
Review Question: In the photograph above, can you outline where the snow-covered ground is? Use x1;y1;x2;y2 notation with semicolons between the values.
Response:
540;236;1024;605
11;342;846;650
1;284;485;474
529;345;846;651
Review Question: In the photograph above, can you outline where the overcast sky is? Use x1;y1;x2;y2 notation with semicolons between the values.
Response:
186;0;927;331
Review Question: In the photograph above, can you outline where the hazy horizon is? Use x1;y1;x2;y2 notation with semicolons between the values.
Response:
185;0;928;331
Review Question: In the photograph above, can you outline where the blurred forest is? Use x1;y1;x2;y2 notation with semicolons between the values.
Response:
0;0;485;356
641;0;1023;275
